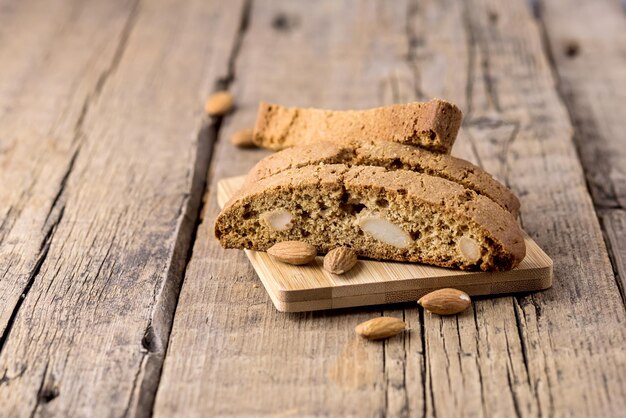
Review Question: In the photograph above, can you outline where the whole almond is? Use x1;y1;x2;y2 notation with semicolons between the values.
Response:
418;288;471;315
324;247;357;274
267;241;317;265
355;317;407;340
205;91;234;116
231;128;255;148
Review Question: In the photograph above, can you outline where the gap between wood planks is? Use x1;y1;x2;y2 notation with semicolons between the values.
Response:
137;1;254;416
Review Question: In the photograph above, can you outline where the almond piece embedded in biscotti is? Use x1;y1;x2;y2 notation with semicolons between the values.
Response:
267;241;316;265
458;236;481;262
260;209;293;231
357;215;412;248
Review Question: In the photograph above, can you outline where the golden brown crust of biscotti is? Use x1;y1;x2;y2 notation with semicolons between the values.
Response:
216;164;525;271
252;99;463;153
244;140;520;217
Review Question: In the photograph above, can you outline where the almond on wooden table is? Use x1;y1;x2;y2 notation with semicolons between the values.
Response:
230;128;255;148
323;247;357;274
418;288;471;315
355;317;407;340
205;91;233;116
267;241;317;265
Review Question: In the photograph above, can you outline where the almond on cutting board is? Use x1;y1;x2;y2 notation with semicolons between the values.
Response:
267;241;316;265
323;247;358;274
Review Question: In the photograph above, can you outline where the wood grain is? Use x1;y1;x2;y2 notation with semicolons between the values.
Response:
156;0;626;417
0;0;245;416
1;0;622;416
0;0;134;359
540;0;626;304
408;0;626;415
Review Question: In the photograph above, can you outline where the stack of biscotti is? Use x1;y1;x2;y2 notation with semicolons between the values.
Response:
215;100;526;271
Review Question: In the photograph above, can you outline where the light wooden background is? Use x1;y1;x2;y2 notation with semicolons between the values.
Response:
0;0;624;417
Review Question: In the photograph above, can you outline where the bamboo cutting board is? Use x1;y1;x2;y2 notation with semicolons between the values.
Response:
217;176;553;312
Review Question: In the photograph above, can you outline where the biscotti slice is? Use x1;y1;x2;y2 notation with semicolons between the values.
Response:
244;140;520;217
215;165;525;271
253;99;462;153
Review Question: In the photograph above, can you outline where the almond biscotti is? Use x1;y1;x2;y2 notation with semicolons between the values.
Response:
244;140;520;217
215;164;525;271
252;99;462;153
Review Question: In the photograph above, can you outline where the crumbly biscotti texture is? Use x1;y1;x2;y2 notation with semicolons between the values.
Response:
252;99;463;153
215;164;525;271
244;140;521;217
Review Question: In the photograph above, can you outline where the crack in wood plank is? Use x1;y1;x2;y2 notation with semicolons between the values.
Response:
72;0;141;148
136;2;254;417
41;146;80;230
216;0;252;90
29;361;49;418
601;213;626;308
471;305;488;418
129;124;220;418
381;332;388;417
0;206;63;355
512;297;532;388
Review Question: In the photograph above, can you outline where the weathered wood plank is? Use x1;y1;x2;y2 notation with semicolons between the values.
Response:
0;0;135;355
409;0;626;416
540;0;626;303
0;0;245;416
157;0;626;417
154;2;408;416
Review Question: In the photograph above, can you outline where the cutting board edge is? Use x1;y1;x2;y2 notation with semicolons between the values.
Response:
271;274;553;313
266;263;553;303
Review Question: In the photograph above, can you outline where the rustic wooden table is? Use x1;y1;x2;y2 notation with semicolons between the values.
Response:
1;0;625;417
